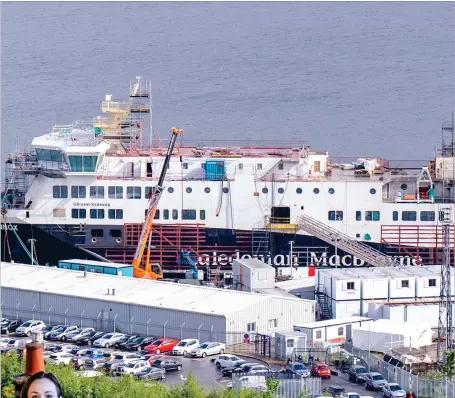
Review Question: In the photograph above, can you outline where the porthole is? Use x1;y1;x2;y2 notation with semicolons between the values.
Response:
278;188;284;194
370;188;376;195
204;187;211;193
328;188;335;195
296;188;302;194
186;187;192;193
313;188;320;194
222;187;229;193
168;187;174;193
262;188;268;194
401;184;407;191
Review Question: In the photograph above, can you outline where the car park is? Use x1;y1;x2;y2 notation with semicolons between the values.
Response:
172;339;199;356
287;362;310;377
151;359;183;372
104;352;142;375
190;342;225;358
1;319;21;334
322;386;346;397
364;372;388;390
93;333;125;348
67;328;95;343
48;352;75;365
144;338;179;354
214;354;245;369
347;365;369;383
43;325;65;340
382;383;406;398
117;360;150;376
311;362;332;379
124;336;155;351
49;325;79;341
135;367;166;381
15;320;46;336
76;331;106;345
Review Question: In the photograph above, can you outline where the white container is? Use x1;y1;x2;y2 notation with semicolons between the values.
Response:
275;331;308;360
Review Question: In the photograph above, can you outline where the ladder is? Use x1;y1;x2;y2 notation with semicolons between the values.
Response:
315;284;332;320
296;215;397;267
252;227;271;256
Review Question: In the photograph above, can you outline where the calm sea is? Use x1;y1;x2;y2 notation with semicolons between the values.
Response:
1;2;454;159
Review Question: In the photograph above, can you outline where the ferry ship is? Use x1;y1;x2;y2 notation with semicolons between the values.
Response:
1;78;454;276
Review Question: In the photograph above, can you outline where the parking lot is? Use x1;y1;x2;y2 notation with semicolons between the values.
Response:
2;332;388;396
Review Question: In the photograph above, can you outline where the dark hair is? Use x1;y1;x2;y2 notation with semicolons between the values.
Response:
21;372;62;398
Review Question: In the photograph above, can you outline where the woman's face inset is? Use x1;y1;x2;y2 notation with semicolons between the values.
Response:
27;378;59;398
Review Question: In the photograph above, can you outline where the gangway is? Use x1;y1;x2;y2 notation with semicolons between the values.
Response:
296;214;397;267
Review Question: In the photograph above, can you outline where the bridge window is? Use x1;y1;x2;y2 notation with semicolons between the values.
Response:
402;211;417;221
90;186;104;199
182;210;196;220
108;186;123;199
90;209;105;219
53;185;68;199
108;209;123;219
71;186;86;198
420;211;435;221
127;186;141;199
393;211;398;221
328;211;343;221
68;155;98;172
71;209;86;219
356;211;362;221
172;209;178;220
200;210;206;220
365;211;380;221
163;209;169;220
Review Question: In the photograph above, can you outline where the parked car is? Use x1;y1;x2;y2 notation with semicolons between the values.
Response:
15;320;46;336
48;352;75;365
214;354;245;369
135;367;166;381
228;375;267;392
365;372;388;390
221;362;259;377
241;364;270;374
144;338;179;354
117;360;150;376
172;339;199;356
53;344;79;353
43;325;65;340
50;325;79;341
151;359;182;372
93;333;125;348
382;383;406;398
78;349;105;359
124;336;155;351
341;394;361;398
1;319;21;334
322;385;346;397
5;338;20;349
347;365;369;383
68;328;95;343
71;356;89;370
114;334;138;349
310;362;331;379
85;358;106;371
1;338;10;348
190;342;225;358
76;331;105;345
287;362;310;377
104;352;142;375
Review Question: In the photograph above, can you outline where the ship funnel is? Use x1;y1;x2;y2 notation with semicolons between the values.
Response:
105;94;112;101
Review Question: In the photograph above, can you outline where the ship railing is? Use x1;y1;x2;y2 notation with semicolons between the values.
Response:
101;100;131;112
149;139;306;149
97;170;237;181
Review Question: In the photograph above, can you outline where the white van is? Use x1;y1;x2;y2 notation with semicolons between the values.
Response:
233;375;267;392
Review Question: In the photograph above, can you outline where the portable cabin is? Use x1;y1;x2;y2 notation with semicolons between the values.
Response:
58;259;134;277
232;258;275;292
275;330;308;360
293;316;373;346
378;268;416;301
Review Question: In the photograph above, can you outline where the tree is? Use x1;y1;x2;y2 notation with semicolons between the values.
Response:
442;350;455;379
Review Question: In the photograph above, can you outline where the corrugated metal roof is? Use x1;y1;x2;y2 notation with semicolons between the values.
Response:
233;258;273;270
319;266;446;280
1;262;310;316
294;316;372;329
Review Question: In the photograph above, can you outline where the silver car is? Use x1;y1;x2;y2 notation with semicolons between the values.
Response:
365;372;387;390
382;383;406;398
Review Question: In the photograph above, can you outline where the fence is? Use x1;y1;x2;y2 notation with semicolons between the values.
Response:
344;343;455;398
231;373;321;398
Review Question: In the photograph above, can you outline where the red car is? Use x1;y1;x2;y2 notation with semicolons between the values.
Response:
144;338;179;354
310;362;331;379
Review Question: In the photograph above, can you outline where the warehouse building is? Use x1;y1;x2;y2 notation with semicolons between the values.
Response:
316;266;455;319
1;262;315;345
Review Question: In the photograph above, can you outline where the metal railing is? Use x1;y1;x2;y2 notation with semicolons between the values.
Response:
344;342;455;398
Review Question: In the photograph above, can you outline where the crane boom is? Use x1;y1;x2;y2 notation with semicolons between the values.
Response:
132;128;184;278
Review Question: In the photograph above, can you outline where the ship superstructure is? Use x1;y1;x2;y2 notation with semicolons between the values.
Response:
2;78;455;274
